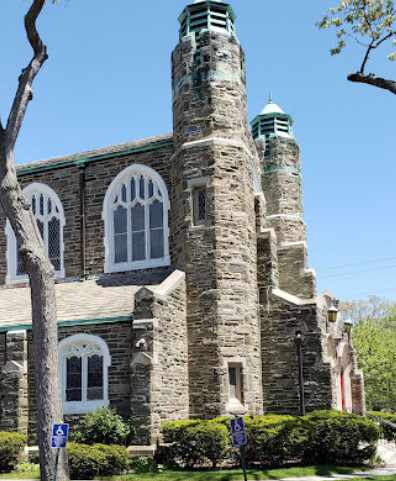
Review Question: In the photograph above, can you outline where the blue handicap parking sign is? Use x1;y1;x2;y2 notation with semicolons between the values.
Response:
51;423;69;449
230;417;247;447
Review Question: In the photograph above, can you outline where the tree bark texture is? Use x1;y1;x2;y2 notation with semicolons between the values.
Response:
348;72;396;95
0;2;67;480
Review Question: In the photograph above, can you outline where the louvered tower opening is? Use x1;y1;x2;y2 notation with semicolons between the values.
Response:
251;103;294;157
179;1;236;38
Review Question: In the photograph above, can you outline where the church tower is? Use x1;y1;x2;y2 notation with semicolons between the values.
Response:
252;100;316;299
171;0;263;418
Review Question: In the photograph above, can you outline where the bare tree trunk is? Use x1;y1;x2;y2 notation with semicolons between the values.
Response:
0;2;67;480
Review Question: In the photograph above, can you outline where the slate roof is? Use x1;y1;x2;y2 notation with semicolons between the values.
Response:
0;268;173;331
0;280;138;331
17;133;174;175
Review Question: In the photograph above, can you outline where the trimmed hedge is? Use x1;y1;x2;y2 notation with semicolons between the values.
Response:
162;419;229;468
161;411;380;469
368;411;396;442
303;411;379;465
0;432;26;473
68;443;129;479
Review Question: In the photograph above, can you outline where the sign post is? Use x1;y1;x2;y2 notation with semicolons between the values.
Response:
51;423;69;481
230;416;248;481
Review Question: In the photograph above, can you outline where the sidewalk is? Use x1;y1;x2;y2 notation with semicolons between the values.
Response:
273;467;396;481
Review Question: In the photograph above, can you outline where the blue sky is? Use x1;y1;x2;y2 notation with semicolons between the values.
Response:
1;0;395;301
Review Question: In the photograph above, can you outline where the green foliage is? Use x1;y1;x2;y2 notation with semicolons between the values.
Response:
69;407;130;445
368;411;396;441
318;0;396;68
68;443;107;480
15;463;39;474
161;412;379;469
303;410;379;465
93;444;130;475
0;433;26;473
353;317;396;411
162;420;229;469
242;415;309;467
130;456;157;474
68;442;129;479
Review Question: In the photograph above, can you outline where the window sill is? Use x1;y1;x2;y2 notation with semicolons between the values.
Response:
6;269;65;286
104;256;170;274
63;399;109;415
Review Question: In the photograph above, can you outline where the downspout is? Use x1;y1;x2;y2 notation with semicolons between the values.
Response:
79;165;87;279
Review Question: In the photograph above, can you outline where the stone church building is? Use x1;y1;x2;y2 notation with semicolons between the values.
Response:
0;0;364;444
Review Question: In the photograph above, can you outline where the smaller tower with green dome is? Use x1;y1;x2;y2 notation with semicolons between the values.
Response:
253;99;316;299
251;98;294;156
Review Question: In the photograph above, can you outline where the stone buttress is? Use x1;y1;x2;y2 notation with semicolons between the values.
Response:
170;0;263;418
253;102;334;412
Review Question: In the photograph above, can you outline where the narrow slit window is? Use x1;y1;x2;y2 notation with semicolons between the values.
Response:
193;186;207;225
228;364;243;404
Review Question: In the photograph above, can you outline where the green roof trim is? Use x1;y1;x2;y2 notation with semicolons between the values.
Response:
17;138;174;177
0;314;133;334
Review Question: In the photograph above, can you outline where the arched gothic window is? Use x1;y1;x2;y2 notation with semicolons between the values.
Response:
59;334;111;414
5;183;65;283
103;164;170;273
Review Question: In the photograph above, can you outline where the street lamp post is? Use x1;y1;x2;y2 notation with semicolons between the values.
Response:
295;331;305;416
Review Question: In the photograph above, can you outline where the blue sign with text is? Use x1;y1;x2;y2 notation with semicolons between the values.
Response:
230;417;247;447
51;423;69;449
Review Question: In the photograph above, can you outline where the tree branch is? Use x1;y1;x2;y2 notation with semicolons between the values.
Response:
348;72;396;95
359;40;375;74
5;0;48;155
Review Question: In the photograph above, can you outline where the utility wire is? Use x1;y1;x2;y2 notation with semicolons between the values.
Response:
320;256;396;272
321;263;396;279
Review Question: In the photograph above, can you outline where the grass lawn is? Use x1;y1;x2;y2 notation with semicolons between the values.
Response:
1;465;395;481
0;470;39;479
101;465;364;481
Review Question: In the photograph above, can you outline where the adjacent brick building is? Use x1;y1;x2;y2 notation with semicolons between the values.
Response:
0;0;365;445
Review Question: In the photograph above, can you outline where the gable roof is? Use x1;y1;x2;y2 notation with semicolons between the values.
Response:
0;267;174;332
17;134;174;176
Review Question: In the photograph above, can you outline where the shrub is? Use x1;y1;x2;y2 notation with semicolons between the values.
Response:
70;407;130;445
93;444;130;475
368;411;396;442
162;419;229;468
130;456;156;473
68;443;107;480
161;412;380;469
68;443;130;478
0;432;26;472
243;415;309;467
303;410;379;465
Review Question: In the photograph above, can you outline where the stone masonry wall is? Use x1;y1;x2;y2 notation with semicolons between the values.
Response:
260;295;333;413
131;272;189;444
257;230;333;413
171;29;263;418
0;140;174;286
27;321;132;441
258;132;316;298
0;331;29;434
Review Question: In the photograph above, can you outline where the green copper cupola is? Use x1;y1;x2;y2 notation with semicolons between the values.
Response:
251;99;294;148
178;0;236;38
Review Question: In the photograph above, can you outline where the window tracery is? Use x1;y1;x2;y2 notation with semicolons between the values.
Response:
5;183;65;283
103;164;170;273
